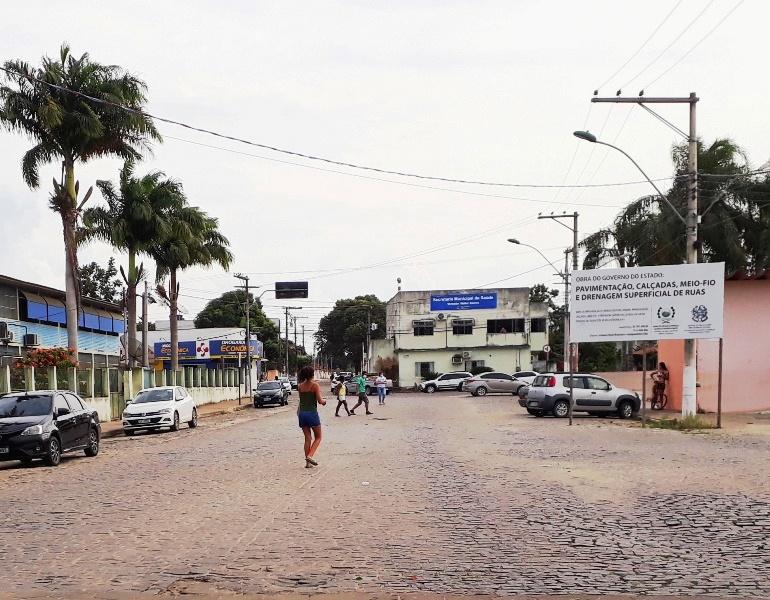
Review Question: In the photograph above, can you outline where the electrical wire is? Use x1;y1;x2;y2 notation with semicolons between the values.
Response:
595;0;684;92
0;63;680;190
619;0;717;91
643;0;746;89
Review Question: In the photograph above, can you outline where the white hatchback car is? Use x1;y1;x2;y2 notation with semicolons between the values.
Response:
122;386;198;435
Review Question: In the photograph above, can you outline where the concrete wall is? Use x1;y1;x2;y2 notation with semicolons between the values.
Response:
659;280;770;413
84;397;112;422
192;386;240;405
593;371;646;395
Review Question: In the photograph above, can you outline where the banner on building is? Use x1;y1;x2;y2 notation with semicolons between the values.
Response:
430;292;497;311
154;339;262;360
569;262;724;343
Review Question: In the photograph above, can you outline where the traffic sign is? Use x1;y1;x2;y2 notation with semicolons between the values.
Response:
543;344;551;353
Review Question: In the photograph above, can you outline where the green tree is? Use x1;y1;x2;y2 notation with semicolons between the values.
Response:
529;283;559;309
82;161;184;364
78;258;123;303
581;138;770;272
578;342;619;372
315;295;385;370
151;205;232;373
0;45;160;355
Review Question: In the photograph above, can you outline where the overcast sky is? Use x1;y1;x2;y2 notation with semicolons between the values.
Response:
1;0;766;342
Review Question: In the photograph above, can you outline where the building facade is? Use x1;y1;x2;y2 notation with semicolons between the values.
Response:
0;274;123;368
371;288;548;388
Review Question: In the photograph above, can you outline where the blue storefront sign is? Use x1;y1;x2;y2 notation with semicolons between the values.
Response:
430;292;498;311
154;339;262;361
210;339;262;357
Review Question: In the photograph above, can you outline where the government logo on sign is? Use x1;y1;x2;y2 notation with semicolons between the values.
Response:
656;306;676;323
691;305;709;322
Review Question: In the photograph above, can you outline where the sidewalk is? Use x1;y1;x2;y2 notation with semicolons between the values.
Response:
100;396;254;439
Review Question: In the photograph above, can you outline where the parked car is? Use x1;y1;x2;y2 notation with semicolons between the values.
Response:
517;384;530;406
418;372;473;393
254;381;289;407
524;373;640;418
343;376;394;396
289;376;298;390
512;370;539;385
0;390;101;467
122;386;198;435
278;377;292;394
463;371;527;396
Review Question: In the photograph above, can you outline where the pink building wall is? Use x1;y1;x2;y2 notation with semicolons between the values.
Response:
659;280;770;413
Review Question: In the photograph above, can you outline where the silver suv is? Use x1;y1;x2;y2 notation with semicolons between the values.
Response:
524;373;640;419
419;372;472;393
462;372;527;397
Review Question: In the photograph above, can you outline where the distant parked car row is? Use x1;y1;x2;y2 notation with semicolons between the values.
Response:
418;370;539;396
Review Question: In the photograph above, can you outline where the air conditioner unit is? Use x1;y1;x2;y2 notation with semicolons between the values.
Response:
23;333;40;347
451;354;463;365
462;351;472;359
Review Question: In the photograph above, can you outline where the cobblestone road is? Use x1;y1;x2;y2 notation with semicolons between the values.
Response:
1;391;768;598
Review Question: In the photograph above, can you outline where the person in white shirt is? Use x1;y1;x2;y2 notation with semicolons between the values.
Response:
375;372;388;405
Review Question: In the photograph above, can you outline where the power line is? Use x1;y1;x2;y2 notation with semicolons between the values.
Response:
643;0;746;89
0;63;679;191
619;0;717;91
595;0;684;92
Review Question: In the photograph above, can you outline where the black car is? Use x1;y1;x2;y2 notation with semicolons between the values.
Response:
0;391;101;466
253;381;289;408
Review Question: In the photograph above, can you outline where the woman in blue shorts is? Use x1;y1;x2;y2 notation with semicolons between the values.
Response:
297;365;326;468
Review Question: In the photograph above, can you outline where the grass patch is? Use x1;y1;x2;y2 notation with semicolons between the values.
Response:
647;415;715;431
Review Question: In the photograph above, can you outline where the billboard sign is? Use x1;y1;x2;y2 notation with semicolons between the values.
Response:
430;292;498;311
210;339;262;357
154;341;196;359
570;262;724;343
154;339;262;360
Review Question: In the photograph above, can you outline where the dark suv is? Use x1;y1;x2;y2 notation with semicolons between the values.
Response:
0;391;101;466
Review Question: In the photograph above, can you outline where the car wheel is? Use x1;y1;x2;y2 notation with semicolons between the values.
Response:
84;427;100;457
188;407;198;428
425;384;436;393
618;400;634;419
476;386;488;397
457;383;463;391
552;399;569;418
45;436;61;466
170;411;180;431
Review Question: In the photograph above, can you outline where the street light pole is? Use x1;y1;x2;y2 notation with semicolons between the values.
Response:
234;274;251;405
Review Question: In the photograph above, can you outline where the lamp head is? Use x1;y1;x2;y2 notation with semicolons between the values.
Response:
507;238;520;245
573;130;597;143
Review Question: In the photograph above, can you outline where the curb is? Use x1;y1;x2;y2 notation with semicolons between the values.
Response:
100;400;255;440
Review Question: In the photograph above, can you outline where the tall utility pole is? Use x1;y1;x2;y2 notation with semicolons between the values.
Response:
293;316;298;368
301;325;305;352
234;274;251;403
591;93;699;416
141;281;149;368
283;306;302;375
366;307;372;373
538;212;578;426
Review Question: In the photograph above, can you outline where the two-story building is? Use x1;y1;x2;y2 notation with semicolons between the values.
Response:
371;287;549;388
0;273;123;368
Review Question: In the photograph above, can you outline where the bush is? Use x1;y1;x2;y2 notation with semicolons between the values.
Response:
470;365;494;375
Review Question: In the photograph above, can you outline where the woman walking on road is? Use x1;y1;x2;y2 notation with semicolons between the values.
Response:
335;379;351;416
297;365;326;468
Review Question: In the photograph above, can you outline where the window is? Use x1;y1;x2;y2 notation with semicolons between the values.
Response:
586;377;611;391
563;376;587;389
53;394;70;415
530;318;547;333
413;320;434;336
415;362;435;378
175;387;186;400
514;371;536;378
452;319;473;335
487;319;525;334
64;393;85;411
440;373;462;381
470;360;485;370
490;372;513;380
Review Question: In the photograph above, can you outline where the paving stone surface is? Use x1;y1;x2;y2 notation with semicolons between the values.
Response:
0;392;768;597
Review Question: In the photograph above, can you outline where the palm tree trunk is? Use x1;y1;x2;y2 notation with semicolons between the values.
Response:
62;160;79;359
169;268;179;377
126;250;138;367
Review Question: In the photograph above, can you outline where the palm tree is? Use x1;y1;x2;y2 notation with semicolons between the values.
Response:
581;138;767;273
82;161;185;365
151;205;232;376
0;45;159;356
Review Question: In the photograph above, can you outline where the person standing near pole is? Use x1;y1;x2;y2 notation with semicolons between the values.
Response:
375;372;388;406
350;371;372;415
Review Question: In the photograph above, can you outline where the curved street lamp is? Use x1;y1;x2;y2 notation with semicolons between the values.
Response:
507;238;565;281
572;131;686;225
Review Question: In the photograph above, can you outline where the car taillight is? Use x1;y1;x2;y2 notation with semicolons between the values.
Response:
546;376;556;387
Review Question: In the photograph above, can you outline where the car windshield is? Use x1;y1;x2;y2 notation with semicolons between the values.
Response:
0;394;52;418
258;382;281;390
134;389;173;403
